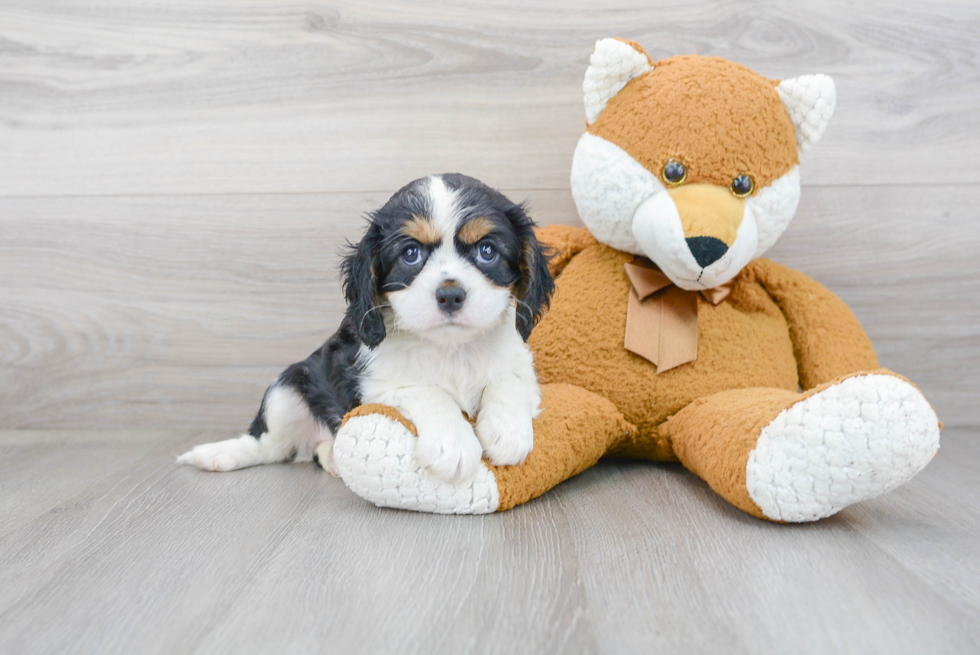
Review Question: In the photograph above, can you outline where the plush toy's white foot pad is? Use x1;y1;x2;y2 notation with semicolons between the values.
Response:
333;414;500;514
746;374;940;522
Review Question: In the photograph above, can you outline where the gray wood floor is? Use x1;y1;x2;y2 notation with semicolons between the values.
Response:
0;428;977;654
3;1;980;653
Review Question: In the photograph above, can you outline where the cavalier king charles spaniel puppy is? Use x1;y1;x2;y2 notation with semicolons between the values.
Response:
178;174;554;481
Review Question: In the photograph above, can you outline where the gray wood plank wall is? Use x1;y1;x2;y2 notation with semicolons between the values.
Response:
2;0;979;429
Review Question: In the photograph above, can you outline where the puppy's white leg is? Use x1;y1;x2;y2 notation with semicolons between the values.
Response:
415;408;484;483
476;369;539;467
177;386;326;472
314;427;341;478
373;386;483;482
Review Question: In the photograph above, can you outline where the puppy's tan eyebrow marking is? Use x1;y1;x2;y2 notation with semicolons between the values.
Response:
401;215;442;245
457;216;495;244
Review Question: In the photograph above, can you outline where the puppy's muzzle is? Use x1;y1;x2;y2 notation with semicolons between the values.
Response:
436;281;466;315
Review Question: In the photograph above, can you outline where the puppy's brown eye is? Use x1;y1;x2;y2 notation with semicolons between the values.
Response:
731;175;754;198
476;242;497;264
662;160;687;186
402;245;422;265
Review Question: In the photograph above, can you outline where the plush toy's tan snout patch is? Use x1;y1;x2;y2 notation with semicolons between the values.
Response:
668;184;745;247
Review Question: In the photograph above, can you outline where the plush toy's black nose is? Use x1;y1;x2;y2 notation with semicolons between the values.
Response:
686;236;729;268
436;284;466;314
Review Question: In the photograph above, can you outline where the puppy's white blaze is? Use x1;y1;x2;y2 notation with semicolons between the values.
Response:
427;175;461;239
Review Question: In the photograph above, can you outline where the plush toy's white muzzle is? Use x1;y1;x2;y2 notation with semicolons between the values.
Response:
571;133;802;290
631;191;759;290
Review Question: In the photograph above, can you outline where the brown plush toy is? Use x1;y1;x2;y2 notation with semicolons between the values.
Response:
326;39;941;522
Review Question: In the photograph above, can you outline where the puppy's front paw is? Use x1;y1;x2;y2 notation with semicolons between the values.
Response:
415;415;483;482
476;404;533;467
314;439;341;477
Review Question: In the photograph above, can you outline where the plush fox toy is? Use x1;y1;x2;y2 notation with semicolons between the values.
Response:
326;39;941;522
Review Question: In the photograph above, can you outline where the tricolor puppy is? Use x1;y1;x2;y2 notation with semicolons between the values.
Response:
178;174;554;482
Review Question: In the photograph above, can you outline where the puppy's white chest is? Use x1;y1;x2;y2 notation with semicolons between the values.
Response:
376;344;490;413
358;323;525;416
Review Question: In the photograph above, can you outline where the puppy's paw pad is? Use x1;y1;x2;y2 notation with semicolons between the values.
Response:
476;406;534;467
423;443;482;482
314;441;341;477
416;421;483;482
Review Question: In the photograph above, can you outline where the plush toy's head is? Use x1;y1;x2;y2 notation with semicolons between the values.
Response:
571;39;836;290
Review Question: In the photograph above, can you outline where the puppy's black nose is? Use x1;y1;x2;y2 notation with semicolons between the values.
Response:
436;284;466;314
686;236;729;268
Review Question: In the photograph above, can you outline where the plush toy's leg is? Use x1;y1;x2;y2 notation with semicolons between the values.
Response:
330;384;634;514
661;370;941;522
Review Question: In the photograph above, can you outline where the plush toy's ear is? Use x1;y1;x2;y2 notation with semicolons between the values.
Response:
583;38;653;125
508;203;555;341
341;225;387;348
776;74;836;153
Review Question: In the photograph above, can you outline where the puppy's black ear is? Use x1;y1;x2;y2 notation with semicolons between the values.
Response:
509;203;555;341
341;224;386;348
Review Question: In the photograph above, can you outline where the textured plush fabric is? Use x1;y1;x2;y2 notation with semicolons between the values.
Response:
775;75;837;152
529;228;804;461
750;258;879;389
343;403;417;436
662;385;804;519
537;223;598;277
489;383;634;511
745;372;940;521
660;370;922;520
589;53;799;191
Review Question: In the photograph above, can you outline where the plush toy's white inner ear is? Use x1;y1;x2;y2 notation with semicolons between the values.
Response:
583;38;652;124
777;74;836;153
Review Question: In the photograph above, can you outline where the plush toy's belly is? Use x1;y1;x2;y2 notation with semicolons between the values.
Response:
528;244;799;461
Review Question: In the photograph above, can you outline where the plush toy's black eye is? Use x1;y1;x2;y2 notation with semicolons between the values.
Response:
731;175;754;198
662;160;687;186
402;244;422;265
476;242;497;264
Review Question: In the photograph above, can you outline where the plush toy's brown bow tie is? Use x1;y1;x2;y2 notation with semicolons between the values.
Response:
623;259;734;373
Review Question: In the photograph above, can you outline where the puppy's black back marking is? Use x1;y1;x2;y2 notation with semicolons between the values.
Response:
248;315;365;439
247;391;270;438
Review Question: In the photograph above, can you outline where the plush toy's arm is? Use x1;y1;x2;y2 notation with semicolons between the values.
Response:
751;258;879;390
534;224;597;277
